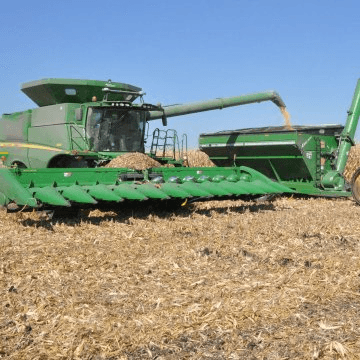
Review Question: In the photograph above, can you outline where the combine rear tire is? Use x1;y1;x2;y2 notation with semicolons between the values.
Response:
351;168;360;205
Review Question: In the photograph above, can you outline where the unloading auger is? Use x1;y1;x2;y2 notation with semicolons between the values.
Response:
147;90;286;123
0;78;293;211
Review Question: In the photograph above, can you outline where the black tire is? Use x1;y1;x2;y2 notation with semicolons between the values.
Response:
351;167;360;205
12;162;27;169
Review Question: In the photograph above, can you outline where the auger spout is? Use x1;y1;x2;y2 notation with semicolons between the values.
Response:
147;90;286;121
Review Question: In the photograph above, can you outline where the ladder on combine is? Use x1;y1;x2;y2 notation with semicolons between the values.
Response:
150;128;187;163
69;125;88;151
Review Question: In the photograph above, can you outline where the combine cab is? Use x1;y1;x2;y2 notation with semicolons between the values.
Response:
1;79;161;169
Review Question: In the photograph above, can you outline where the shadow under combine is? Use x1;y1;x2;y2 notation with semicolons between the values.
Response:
16;196;279;230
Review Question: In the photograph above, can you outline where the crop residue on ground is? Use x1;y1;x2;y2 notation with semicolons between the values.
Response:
2;196;360;359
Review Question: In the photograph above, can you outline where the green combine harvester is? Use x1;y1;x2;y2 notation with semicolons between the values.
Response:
0;78;359;213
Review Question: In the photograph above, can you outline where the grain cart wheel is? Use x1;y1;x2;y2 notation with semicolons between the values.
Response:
351;168;360;205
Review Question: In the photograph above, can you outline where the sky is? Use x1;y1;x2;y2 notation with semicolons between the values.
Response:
1;0;360;149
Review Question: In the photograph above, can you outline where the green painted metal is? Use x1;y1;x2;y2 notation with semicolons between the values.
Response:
338;80;360;171
130;183;170;199
21;78;142;107
147;91;286;120
179;79;360;198
110;184;148;200
0;169;37;207
85;184;124;202
157;183;192;198
199;125;344;195
59;185;98;204
321;79;360;190
0;166;293;208
30;187;71;207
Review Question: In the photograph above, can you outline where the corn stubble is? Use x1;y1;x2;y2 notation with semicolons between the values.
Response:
2;195;360;359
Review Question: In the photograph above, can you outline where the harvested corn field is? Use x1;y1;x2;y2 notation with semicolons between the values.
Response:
2;196;360;359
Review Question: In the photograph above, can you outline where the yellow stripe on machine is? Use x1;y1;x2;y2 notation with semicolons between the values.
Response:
0;142;63;152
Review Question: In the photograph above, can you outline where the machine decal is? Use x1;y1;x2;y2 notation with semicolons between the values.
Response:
0;142;64;152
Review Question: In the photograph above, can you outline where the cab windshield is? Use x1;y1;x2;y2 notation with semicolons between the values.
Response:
86;108;146;152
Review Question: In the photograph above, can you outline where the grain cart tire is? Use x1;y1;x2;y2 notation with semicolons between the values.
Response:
351;167;360;205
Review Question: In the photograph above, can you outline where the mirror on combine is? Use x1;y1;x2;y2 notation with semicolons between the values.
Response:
162;113;168;126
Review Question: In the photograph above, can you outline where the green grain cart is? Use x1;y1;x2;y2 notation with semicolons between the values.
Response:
199;80;360;202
